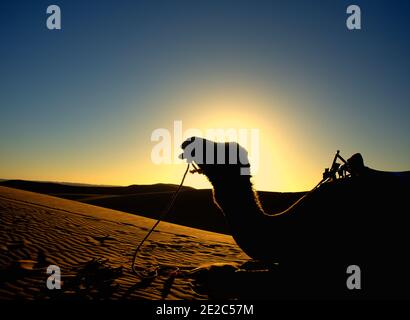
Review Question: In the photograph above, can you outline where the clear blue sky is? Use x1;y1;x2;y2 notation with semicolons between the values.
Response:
1;0;409;191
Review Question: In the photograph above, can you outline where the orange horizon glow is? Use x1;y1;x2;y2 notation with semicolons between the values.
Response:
2;1;410;195
2;73;409;193
1;83;328;192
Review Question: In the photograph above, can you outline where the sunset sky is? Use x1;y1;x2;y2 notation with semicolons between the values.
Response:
1;0;409;191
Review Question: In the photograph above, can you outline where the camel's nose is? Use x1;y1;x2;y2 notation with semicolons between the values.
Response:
179;137;193;160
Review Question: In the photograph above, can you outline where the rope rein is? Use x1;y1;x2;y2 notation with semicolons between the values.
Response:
131;163;190;278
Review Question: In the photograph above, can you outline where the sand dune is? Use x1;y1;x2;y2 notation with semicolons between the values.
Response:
0;186;249;300
0;180;305;234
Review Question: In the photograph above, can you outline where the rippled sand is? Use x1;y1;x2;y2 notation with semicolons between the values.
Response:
0;186;248;300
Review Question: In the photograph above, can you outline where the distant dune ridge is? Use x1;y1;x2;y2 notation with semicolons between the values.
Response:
0;180;305;235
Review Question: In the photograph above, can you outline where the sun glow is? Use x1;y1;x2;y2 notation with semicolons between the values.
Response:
145;84;321;192
0;76;323;192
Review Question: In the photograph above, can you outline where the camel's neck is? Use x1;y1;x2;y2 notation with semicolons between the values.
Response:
208;174;309;260
212;176;265;213
210;176;272;258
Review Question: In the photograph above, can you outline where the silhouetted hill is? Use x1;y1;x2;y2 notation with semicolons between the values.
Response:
0;179;306;234
0;180;194;196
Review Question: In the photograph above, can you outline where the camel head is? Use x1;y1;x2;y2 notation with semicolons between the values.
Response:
180;136;251;185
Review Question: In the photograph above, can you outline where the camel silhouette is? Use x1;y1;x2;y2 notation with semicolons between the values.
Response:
180;136;410;298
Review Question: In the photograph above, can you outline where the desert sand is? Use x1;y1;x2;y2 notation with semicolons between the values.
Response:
0;180;305;235
0;186;249;300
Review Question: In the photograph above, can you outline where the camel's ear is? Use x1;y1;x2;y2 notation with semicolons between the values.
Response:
181;136;197;150
180;136;206;164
